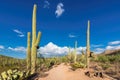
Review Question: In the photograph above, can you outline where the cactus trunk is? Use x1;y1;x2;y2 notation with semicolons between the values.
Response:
27;32;31;71
86;20;90;69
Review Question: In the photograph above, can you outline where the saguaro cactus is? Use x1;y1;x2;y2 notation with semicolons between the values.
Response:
31;4;41;74
86;20;90;69
27;32;31;71
26;4;41;74
73;41;77;63
67;47;71;62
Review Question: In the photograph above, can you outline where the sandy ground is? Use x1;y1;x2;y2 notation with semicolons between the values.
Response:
38;63;110;80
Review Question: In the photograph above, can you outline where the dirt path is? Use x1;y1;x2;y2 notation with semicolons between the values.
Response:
38;63;110;80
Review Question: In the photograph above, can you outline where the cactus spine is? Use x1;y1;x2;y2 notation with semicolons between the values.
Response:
86;20;90;69
26;4;41;74
27;32;31;71
73;41;77;63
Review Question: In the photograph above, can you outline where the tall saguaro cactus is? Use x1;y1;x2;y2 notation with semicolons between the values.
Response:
31;4;41;74
86;20;90;69
26;4;41;74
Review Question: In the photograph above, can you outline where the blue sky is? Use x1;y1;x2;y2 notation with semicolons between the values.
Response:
0;0;120;58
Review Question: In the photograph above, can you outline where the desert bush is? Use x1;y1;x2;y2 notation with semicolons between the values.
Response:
100;64;111;70
61;56;68;63
71;62;86;70
77;54;86;63
67;52;76;63
96;54;120;63
107;54;120;63
97;55;109;63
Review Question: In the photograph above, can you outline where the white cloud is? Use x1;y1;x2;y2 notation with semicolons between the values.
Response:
43;0;50;8
106;45;120;50
18;34;24;37
108;41;120;45
39;42;68;55
68;34;77;38
0;45;5;49
94;48;105;53
39;42;86;57
13;29;23;34
76;47;86;54
8;46;26;52
91;44;103;47
55;3;65;17
13;29;25;37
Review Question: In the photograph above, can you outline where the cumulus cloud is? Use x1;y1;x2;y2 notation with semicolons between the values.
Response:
106;45;120;50
43;0;50;8
55;3;65;17
39;42;68;55
76;47;86;54
38;42;86;57
108;41;120;45
94;48;105;53
92;41;120;53
13;29;25;37
0;45;5;49
8;46;26;52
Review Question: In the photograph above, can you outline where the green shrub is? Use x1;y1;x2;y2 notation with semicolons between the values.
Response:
97;55;109;63
71;62;86;70
100;63;111;70
77;54;86;63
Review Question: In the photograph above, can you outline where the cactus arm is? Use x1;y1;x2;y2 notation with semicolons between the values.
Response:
27;32;31;71
35;32;41;46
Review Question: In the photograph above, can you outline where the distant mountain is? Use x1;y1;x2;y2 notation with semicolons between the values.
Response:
102;49;120;55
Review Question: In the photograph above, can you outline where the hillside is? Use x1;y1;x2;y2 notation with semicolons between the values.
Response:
102;49;120;55
0;54;18;59
0;54;26;73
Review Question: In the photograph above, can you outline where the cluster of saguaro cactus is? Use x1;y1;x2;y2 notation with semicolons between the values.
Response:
86;20;90;69
27;4;41;74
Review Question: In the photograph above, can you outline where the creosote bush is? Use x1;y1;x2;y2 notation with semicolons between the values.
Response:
95;54;120;63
